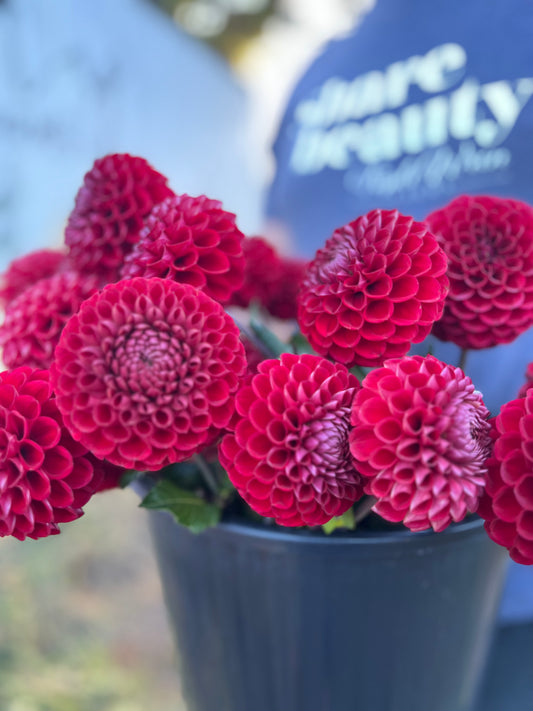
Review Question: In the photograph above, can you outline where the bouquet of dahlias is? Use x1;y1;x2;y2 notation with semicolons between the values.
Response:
1;154;532;567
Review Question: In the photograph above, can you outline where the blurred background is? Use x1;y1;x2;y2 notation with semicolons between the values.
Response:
0;1;368;709
0;0;372;268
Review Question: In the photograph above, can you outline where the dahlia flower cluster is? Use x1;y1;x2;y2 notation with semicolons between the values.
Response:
1;154;532;566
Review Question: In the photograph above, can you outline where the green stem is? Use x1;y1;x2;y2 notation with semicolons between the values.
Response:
353;495;378;526
351;365;368;383
458;348;469;371
230;315;280;359
193;454;219;497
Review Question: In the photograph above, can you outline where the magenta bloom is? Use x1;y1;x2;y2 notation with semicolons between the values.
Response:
0;272;100;370
121;194;245;303
478;395;533;564
426;195;533;349
229;236;307;319
350;355;491;532
66;153;173;281
0;249;67;308
0;368;105;540
266;256;308;320
51;278;247;471
219;353;364;527
298;209;449;367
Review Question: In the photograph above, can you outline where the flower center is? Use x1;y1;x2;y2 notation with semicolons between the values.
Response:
292;411;353;485
110;325;184;399
475;227;498;261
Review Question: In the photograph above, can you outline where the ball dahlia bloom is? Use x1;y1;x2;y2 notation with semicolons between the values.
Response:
229;236;307;319
350;355;491;532
51;277;247;471
65;153;173;281
0;272;100;370
0;249;67;308
297;209;449;367
477;395;533;564
266;256;308;320
0;367;105;540
219;353;364;527
121;194;245;304
426;195;533;349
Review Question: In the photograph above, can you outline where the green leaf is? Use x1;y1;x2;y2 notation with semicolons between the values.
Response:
160;460;204;490
139;479;221;533
349;365;371;383
290;331;316;355
249;317;292;358
322;508;356;535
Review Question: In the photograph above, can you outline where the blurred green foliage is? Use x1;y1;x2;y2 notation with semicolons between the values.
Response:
152;0;276;59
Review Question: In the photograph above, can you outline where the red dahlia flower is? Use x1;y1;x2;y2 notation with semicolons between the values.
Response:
0;367;105;540
0;272;100;370
219;353;364;527
426;195;533;349
297;209;449;367
229;237;282;309
90;457;125;493
121;194;245;304
65;153;173;281
229;236;307;319
350;355;491;532
0;249;66;308
478;395;533;564
266;256;308;320
51;277;247;471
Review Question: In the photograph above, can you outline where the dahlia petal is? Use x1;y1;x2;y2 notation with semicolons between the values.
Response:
29;417;62;449
514;537;533;561
518;511;533;540
19;441;45;470
515;477;533;509
25;471;51;501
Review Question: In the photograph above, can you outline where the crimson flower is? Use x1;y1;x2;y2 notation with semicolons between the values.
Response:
65;154;173;281
266;256;308;320
219;353;364;527
297;209;449;367
426;195;533;349
0;272;100;370
350;355;491;532
229;236;307;319
477;395;533;564
90;457;125;493
51;277;247;471
0;367;105;540
0;249;67;308
121;194;245;303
